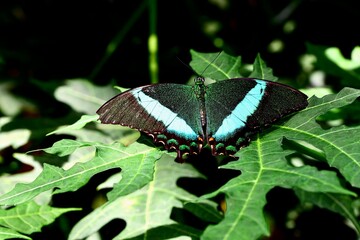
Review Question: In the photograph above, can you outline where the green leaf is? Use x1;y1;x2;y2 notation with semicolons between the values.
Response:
69;155;203;240
0;140;162;206
249;53;278;81
0;201;80;234
3;50;358;240
54;79;119;114
281;88;360;187
46;114;98;136
47;114;140;146
200;88;360;240
190;50;242;79
0;226;31;240
43;139;89;157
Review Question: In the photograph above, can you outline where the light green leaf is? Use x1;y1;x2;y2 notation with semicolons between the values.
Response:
54;79;119;114
43;139;89;156
0;201;80;234
0;129;30;150
0;226;31;240
325;46;360;70
190;50;242;79
0;140;162;206
69;155;203;240
47;114;140;146
47;114;98;136
0;117;11;129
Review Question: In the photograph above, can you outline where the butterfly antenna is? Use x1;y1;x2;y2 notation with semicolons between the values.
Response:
176;56;197;75
200;51;223;77
177;51;222;84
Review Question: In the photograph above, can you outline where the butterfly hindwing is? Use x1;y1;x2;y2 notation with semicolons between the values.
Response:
205;78;308;156
97;83;204;161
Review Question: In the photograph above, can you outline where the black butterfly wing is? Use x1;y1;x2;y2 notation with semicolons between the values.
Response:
97;83;204;162
205;78;308;156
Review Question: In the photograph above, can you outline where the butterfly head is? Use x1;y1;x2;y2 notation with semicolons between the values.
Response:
194;76;205;85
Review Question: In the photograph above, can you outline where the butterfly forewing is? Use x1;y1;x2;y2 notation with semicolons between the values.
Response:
97;83;204;161
205;78;308;156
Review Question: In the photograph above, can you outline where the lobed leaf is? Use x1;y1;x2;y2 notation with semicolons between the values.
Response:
200;88;360;239
280;87;360;187
69;154;204;240
0;140;161;206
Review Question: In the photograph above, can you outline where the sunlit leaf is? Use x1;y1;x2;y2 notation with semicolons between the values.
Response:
0;201;80;234
69;155;204;240
54;79;119;114
0;226;31;240
0;129;30;150
0;140;162;206
47;115;98;136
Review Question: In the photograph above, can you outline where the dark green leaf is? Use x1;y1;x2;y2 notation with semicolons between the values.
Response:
249;53;278;81
200;88;359;240
295;189;360;233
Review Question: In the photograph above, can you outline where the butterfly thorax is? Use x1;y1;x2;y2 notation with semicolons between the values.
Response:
193;77;207;133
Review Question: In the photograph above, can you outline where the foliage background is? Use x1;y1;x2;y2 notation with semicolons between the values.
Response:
0;0;360;239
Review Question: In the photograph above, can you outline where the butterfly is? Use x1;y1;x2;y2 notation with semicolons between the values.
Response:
97;77;308;162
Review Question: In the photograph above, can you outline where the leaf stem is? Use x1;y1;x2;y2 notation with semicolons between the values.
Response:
148;0;158;84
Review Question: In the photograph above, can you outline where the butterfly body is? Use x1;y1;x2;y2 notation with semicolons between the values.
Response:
97;77;308;162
